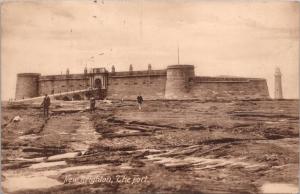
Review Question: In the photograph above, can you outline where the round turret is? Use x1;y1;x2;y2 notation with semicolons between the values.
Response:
15;73;41;99
165;65;195;99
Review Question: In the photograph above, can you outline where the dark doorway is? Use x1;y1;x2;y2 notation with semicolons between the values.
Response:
94;78;103;100
94;78;102;89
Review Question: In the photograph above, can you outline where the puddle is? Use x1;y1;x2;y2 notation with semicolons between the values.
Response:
15;157;46;162
115;129;140;134
29;161;67;169
47;152;80;161
34;165;101;176
279;119;287;122
265;121;277;124
59;165;100;173
145;146;262;171
261;183;298;194
9;165;105;179
59;132;69;135
118;163;134;170
18;134;41;140
2;176;62;192
2;164;107;192
146;154;265;171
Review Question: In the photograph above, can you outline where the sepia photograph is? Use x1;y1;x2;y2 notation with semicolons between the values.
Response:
1;0;299;193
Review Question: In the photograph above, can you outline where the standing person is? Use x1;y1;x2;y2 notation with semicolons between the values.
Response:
41;94;51;118
90;97;96;112
137;94;143;110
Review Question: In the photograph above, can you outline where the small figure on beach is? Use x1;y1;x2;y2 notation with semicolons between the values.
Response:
41;94;51;118
90;97;96;112
137;94;143;110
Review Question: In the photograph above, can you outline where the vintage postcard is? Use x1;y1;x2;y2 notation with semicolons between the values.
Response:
1;0;299;193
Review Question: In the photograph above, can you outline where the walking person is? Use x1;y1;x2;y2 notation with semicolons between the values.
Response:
90;97;96;113
137;94;143;110
41;94;51;118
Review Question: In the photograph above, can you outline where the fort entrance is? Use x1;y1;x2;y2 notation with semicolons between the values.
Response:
94;78;102;89
89;68;108;100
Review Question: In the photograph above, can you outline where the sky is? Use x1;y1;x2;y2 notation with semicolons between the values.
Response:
1;0;299;100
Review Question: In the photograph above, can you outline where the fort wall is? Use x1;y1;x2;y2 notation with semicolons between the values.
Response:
38;74;89;96
189;77;269;100
15;65;270;100
15;73;40;99
107;70;167;100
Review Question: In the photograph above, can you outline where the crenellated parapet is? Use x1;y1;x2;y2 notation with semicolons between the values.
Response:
39;74;88;81
108;70;166;78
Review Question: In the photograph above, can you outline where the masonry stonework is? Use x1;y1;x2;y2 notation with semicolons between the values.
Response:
165;65;195;99
38;74;89;96
15;73;40;99
15;65;270;100
107;76;166;100
189;78;269;100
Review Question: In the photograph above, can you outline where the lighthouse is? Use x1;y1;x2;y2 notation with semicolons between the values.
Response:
274;67;283;99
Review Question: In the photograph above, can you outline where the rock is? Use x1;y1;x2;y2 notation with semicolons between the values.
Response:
13;116;22;122
209;106;218;110
188;124;206;131
103;99;112;104
130;160;145;167
47;152;80;161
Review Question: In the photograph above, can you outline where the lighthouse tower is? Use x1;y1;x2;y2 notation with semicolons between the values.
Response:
274;67;283;99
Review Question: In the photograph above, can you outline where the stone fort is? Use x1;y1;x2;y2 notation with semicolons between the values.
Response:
15;64;269;100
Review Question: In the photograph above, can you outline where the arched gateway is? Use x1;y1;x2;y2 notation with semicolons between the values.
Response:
89;68;108;99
